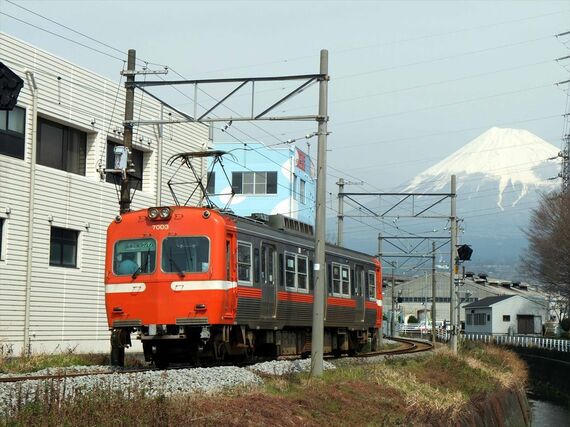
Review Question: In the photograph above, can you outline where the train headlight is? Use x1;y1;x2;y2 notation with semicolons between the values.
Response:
147;208;159;220
159;207;171;219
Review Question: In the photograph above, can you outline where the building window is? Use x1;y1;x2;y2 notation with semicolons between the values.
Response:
50;227;79;268
331;262;350;297
206;171;215;194
367;270;376;300
474;313;486;325
232;171;277;195
466;314;472;325
284;252;308;292
503;315;510;322
0;106;26;159
237;241;252;284
106;141;143;190
37;118;86;175
299;179;306;204
293;174;298;200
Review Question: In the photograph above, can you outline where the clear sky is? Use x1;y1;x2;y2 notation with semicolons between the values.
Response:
1;0;569;194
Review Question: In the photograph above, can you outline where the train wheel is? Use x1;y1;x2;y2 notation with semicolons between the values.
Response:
110;345;125;368
153;353;170;370
214;341;227;362
110;329;130;368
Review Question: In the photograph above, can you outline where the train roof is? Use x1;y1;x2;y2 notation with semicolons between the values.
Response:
224;211;377;264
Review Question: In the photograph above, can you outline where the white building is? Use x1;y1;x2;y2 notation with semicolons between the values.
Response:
0;33;209;355
464;295;547;335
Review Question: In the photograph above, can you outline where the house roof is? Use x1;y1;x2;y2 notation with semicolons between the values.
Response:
464;295;514;309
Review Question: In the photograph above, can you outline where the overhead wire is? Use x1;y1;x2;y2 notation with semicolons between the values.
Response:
3;0;166;67
4;1;565;246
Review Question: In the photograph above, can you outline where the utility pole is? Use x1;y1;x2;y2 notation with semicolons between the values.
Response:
431;241;436;348
449;174;458;354
555;30;570;192
337;178;344;246
561;134;569;192
311;49;329;377
120;49;136;214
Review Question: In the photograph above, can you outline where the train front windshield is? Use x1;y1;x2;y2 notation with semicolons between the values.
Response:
162;236;210;274
113;238;156;276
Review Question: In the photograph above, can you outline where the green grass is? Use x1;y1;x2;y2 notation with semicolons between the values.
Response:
0;351;107;374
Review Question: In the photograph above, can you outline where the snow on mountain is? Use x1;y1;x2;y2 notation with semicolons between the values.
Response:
404;127;559;209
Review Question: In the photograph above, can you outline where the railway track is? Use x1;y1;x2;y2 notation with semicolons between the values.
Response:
0;338;432;384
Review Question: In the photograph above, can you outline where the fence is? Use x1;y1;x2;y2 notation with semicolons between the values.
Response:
396;325;570;352
462;334;570;352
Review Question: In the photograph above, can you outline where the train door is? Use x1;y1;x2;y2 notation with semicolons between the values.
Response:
260;242;277;319
354;264;365;322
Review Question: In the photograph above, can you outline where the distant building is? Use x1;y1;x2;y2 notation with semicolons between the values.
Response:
464;295;547;335
206;141;316;225
0;33;209;354
383;271;548;326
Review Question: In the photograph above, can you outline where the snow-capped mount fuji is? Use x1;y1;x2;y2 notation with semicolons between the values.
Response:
402;127;560;274
404;127;559;210
339;127;560;276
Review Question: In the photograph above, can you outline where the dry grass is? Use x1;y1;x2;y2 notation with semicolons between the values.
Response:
1;342;527;426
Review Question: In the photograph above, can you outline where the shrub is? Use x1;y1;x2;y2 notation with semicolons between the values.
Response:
560;317;570;332
408;315;418;324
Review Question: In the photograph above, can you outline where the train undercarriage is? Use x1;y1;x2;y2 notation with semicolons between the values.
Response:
110;325;380;368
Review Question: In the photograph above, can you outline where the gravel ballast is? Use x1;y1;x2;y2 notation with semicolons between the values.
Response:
0;359;336;413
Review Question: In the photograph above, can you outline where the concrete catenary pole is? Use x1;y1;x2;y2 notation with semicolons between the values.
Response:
120;49;136;214
390;266;396;337
377;233;383;347
337;178;344;246
431;241;436;347
449;174;458;354
310;49;329;377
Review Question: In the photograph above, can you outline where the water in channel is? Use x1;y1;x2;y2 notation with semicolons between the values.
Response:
528;397;570;426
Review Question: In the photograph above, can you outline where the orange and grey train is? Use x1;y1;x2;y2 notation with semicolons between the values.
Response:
105;206;382;367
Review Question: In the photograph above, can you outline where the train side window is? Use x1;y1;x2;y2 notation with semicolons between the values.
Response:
285;253;296;289
341;265;350;297
297;256;308;291
237;241;253;285
254;247;260;283
284;252;309;293
332;262;350;297
332;263;341;296
368;270;376;300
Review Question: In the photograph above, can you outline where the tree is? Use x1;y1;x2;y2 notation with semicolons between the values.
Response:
522;190;570;320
